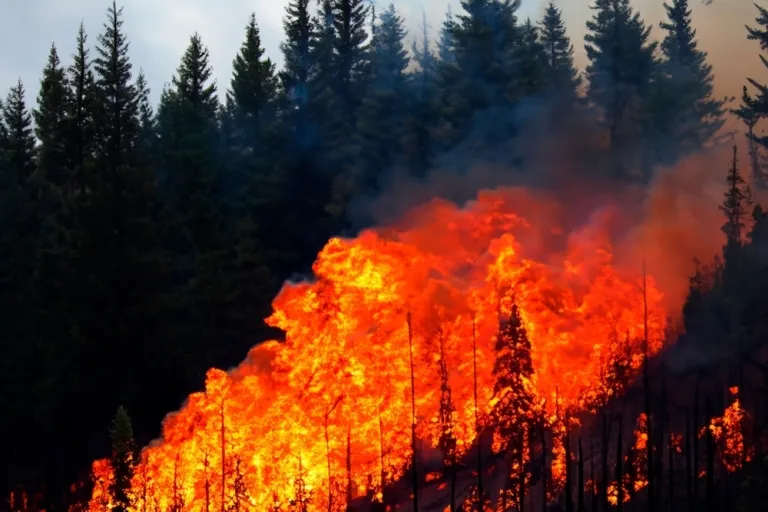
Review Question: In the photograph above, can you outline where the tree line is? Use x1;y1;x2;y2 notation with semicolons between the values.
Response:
0;0;762;508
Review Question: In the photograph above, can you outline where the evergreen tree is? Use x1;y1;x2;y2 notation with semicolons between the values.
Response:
585;0;658;180
490;300;534;453
109;406;136;512
508;18;546;101
539;1;580;98
34;44;72;187
331;0;370;114
134;69;157;165
657;0;725;163
280;0;314;121
66;22;97;193
721;145;751;259
735;3;768;187
404;11;439;178
355;3;409;193
92;1;140;173
437;6;456;64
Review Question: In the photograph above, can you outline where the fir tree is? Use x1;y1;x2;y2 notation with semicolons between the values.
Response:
355;3;409;193
66;22;97;193
331;0;370;113
585;0;658;180
437;6;456;64
280;0;314;119
721;145;751;256
735;3;768;187
134;69;157;165
2;80;36;178
93;0;140;173
539;1;581;98
34;44;72;188
508;18;546;101
657;0;725;162
489;300;534;451
109;406;137;512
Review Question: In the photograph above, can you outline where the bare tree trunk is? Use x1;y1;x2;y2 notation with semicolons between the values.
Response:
220;398;226;512
565;427;573;512
541;427;547;512
601;414;609;512
642;261;654;512
379;410;386;508
577;438;584;512
704;398;715;512
203;452;210;512
692;386;699;509
408;312;419;512
685;410;692;509
472;314;483;511
616;415;623;512
591;437;597;512
346;426;352;510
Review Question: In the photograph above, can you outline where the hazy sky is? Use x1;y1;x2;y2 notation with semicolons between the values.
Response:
0;0;761;110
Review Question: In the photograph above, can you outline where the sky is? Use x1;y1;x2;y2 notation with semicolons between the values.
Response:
0;0;761;112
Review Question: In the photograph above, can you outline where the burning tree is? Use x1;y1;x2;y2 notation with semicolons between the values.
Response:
489;297;535;509
109;407;137;512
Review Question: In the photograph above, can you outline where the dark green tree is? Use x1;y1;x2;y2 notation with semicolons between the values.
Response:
66;22;98;193
34;44;72;187
657;0;726;163
735;3;768;187
585;0;658;181
109;406;137;512
539;1;581;98
721;145;751;262
355;3;410;193
508;18;546;101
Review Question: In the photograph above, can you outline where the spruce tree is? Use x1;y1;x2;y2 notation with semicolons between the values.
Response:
355;3;409;193
34;44;72;187
489;300;534;481
721;145;751;260
331;0;370;114
539;1;580;98
508;18;546;101
657;0;725;163
585;0;658;180
66;22;97;193
93;1;140;173
109;406;136;512
404;11;439;177
735;3;768;187
280;0;314;119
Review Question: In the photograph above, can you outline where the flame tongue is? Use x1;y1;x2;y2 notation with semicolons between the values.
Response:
89;187;667;512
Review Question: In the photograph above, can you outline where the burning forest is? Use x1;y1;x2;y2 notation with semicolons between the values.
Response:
85;187;672;512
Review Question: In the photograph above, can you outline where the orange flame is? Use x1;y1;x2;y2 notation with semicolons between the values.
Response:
86;188;666;511
700;386;752;472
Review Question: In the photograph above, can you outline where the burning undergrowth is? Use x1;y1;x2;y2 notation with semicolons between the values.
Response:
84;181;683;512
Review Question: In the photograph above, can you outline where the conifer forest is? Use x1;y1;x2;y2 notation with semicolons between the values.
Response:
5;0;768;511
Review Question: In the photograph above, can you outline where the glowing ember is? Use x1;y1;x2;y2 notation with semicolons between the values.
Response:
700;386;752;472
86;188;666;512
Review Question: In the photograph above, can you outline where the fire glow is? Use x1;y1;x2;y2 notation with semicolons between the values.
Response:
87;188;671;512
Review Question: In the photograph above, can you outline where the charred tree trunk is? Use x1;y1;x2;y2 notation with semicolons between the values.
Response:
692;386;699;508
204;452;211;512
542;426;547;512
591;437;597;512
668;430;674;509
601;415;609;512
616;415;624;512
472;315;483;512
220;399;226;512
346;426;353;510
642;262;654;512
519;431;526;512
685;411;692;509
577;438;585;512
565;428;573;512
379;411;387;508
704;398;714;512
408;312;419;512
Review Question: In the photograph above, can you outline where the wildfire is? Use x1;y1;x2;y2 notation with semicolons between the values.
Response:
701;386;752;472
87;188;666;512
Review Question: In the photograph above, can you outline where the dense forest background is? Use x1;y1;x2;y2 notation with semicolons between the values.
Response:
2;0;768;509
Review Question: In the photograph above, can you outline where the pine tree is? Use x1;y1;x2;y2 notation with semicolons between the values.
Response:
721;145;751;259
437;6;456;64
735;3;768;187
331;0;370;114
66;22;97;193
34;44;72;187
508;18;546;101
93;0;140;173
280;0;314;120
109;406;136;512
134;69;157;165
489;300;534;450
539;1;580;98
404;11;439;178
355;3;409;193
585;0;658;180
657;0;725;163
